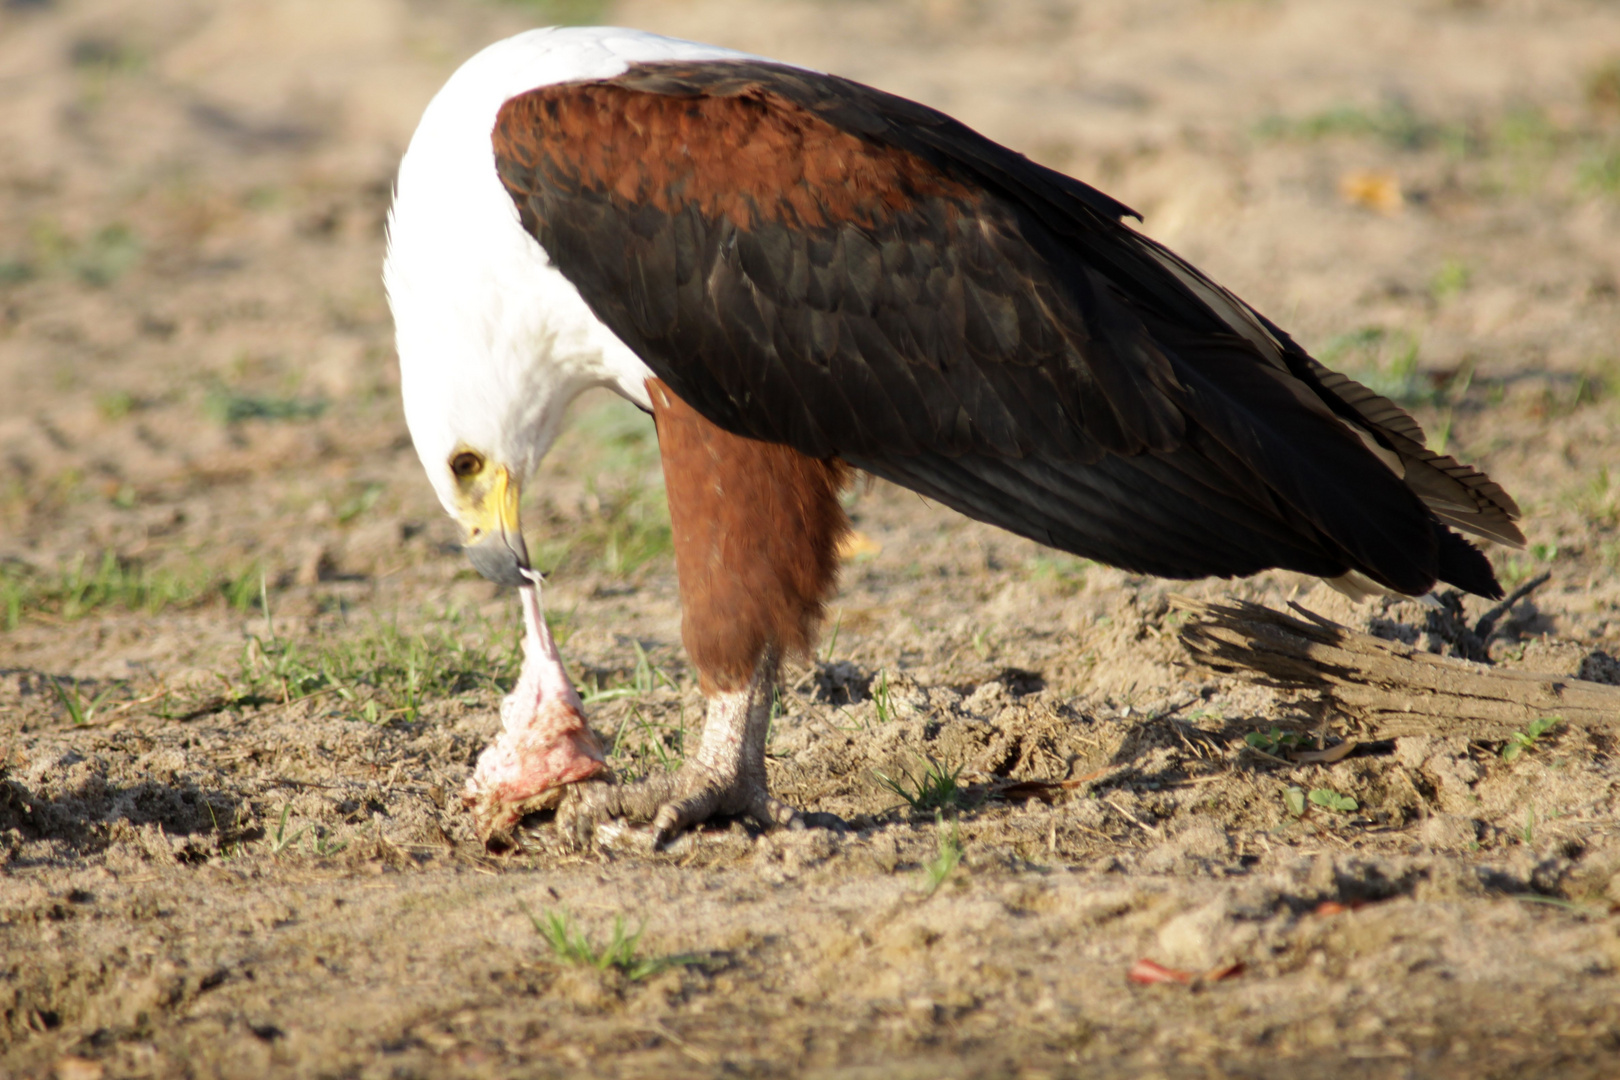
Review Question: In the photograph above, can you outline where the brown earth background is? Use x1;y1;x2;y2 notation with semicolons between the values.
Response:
4;0;1620;1077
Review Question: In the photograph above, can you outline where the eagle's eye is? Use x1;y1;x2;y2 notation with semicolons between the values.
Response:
449;450;484;478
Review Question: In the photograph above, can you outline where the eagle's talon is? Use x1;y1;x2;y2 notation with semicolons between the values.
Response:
557;763;801;849
750;793;802;832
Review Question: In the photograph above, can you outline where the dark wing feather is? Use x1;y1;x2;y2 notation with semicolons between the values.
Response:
1126;234;1523;548
492;61;1519;597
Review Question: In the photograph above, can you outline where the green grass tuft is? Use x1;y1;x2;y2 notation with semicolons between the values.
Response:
605;705;686;775
1318;327;1427;404
527;398;673;578
583;639;677;705
1430;258;1472;303
72;224;141;287
876;756;966;814
1502;716;1561;763
1307;788;1358;814
1254;100;1470;154
0;552;261;628
870;667;895;725
921;814;963;896
204;388;327;425
525;905;701;981
1578;145;1620;199
1023;553;1092;594
50;678;120;726
236;601;521;723
1244;727;1309;757
266;804;308;856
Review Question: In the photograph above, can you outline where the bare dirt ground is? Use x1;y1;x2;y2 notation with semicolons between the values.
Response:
4;0;1620;1076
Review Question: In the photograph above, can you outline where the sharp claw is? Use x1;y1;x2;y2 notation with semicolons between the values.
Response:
649;805;682;848
747;794;800;832
557;785;611;850
573;810;594;850
551;767;800;846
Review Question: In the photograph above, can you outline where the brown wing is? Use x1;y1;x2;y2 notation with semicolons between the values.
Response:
491;60;1518;597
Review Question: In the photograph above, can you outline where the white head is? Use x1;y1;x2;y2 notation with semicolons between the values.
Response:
383;28;757;582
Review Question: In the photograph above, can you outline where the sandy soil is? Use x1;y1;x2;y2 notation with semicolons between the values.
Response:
4;0;1620;1076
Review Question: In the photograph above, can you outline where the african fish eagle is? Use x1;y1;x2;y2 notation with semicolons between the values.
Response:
384;27;1523;851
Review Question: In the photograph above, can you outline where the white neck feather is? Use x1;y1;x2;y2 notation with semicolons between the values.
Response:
383;28;765;516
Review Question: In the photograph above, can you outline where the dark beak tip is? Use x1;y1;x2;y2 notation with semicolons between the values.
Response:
464;538;529;588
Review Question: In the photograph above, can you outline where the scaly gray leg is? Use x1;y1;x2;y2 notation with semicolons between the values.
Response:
558;648;799;847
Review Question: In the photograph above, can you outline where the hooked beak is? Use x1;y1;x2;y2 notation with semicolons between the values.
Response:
459;465;531;587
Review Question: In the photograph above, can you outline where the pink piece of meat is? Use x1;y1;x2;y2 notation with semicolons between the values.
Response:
462;574;606;850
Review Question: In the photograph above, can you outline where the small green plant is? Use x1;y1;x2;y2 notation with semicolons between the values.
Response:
593;489;671;576
1023;554;1091;593
50;678;118;725
204;388;327;425
1564;465;1615;529
1578;146;1620;199
971;627;992;658
1284;786;1308;818
1254;100;1461;151
876;756;965;814
523;398;672;578
1520;806;1537;846
820;611;843;663
1246;727;1309;756
0;552;276;628
235;609;519;720
1500;542;1560;588
267;804;309;856
0;256;33;285
870;667;894;724
335;483;383;525
72;224;141;287
1431;410;1454;455
261;805;345;858
222;566;265;613
525;906;697;981
607;704;685;776
921;814;963;896
528;479;670;579
1502;716;1561;762
590;646;688;778
96;390;135;420
582;639;674;704
1308;788;1359;813
1317;326;1427;404
69;36;146;76
1430;258;1471;303
1;551;222;625
204;802;244;861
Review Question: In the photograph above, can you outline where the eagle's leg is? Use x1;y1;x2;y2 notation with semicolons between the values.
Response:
560;379;847;847
560;646;792;844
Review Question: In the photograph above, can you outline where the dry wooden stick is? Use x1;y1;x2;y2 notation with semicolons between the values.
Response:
1173;597;1620;740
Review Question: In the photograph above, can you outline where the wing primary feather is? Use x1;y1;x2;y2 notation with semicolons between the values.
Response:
488;60;1519;600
